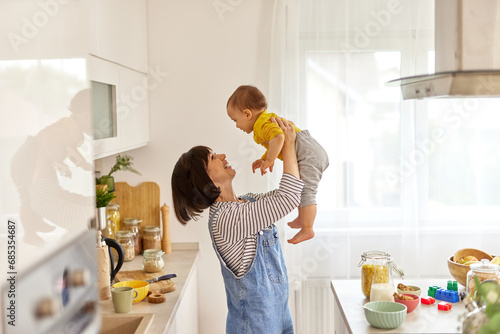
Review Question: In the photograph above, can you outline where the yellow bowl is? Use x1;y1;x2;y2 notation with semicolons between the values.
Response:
113;280;149;303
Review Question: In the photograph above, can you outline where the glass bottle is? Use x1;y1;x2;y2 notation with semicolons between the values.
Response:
359;251;404;298
115;230;135;262
123;218;142;255
103;203;120;239
142;226;162;251
370;258;395;302
143;249;165;273
462;294;490;334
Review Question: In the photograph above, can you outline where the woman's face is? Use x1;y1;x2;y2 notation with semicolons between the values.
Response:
206;150;236;185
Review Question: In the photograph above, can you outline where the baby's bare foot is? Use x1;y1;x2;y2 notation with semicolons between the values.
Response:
287;228;315;244
287;216;302;229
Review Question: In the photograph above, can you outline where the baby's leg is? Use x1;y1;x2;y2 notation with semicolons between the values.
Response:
287;208;302;228
287;204;316;244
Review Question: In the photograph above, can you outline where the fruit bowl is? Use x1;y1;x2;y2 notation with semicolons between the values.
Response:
448;256;470;286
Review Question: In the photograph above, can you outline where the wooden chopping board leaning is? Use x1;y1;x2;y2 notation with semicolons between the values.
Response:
111;182;172;254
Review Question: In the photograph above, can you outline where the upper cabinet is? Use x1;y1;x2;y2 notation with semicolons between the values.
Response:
90;0;148;72
89;0;150;159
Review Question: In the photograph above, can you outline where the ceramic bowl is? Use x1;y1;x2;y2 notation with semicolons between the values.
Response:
394;293;420;313
397;285;421;296
113;280;149;303
363;301;407;329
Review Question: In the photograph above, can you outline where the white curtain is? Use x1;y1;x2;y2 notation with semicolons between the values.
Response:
269;0;500;332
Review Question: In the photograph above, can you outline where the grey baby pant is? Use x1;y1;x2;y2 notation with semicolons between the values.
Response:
295;130;329;207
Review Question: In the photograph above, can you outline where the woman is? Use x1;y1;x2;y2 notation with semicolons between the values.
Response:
171;118;303;334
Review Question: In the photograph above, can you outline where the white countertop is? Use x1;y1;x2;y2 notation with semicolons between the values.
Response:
99;243;199;334
331;279;467;334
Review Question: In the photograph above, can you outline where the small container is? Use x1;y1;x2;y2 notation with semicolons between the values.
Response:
116;230;135;261
466;259;500;296
143;226;162;251
143;249;165;273
358;251;404;298
123;218;142;255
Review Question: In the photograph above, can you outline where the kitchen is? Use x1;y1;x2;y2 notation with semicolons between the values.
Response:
1;0;500;333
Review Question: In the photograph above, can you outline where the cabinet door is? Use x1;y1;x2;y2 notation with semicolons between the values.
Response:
90;0;148;72
116;67;150;152
168;266;199;334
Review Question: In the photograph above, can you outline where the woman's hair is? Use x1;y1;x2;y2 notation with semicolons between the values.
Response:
171;146;221;225
227;85;267;111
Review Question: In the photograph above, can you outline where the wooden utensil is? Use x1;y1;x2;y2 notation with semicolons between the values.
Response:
161;204;172;254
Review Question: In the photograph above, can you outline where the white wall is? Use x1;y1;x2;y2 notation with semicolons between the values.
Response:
97;1;276;332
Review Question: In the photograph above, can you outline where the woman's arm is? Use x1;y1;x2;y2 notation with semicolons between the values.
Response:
272;117;300;179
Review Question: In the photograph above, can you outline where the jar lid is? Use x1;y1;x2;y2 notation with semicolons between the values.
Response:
116;230;133;238
144;226;160;233
470;259;500;273
124;218;140;225
358;250;405;278
143;249;165;256
106;203;119;210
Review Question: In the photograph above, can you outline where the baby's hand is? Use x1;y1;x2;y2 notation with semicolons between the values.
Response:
252;159;265;173
260;160;274;175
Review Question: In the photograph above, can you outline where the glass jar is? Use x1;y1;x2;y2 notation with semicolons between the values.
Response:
358;251;404;298
466;259;500;296
143;249;165;273
103;203;120;239
115;230;135;262
142;226;162;251
123;218;142;255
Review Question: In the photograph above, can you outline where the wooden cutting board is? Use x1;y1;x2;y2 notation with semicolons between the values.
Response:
114;270;176;294
111;182;161;233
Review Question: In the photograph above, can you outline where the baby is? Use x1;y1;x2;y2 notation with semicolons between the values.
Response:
226;85;329;244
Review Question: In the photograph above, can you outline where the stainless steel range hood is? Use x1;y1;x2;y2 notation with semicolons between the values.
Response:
388;0;500;99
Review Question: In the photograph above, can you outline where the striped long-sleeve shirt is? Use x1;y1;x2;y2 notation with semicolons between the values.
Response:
209;173;304;278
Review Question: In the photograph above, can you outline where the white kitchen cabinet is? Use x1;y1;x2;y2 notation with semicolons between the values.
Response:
89;55;150;159
89;0;148;72
167;265;199;334
88;0;150;159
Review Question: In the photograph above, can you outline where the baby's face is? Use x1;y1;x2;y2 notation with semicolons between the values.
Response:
227;106;254;134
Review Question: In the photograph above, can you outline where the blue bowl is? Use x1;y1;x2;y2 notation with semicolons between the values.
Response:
364;301;407;329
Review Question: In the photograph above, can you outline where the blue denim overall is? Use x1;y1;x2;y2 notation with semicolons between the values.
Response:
209;197;294;334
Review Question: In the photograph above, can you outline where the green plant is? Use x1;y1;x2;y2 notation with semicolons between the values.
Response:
96;186;116;208
106;154;141;177
474;277;500;334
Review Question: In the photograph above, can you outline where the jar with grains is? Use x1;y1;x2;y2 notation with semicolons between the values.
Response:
104;203;120;239
143;249;165;273
142;226;161;251
358;251;404;298
466;259;500;296
123;218;142;255
115;230;135;262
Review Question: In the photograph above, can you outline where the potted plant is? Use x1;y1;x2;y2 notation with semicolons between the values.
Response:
98;154;141;191
95;184;116;230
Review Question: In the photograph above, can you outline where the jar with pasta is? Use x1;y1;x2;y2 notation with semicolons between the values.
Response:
358;251;404;299
115;230;135;262
143;249;165;273
143;226;161;251
466;259;500;296
103;203;120;239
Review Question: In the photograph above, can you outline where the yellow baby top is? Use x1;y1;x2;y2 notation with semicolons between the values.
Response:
253;110;301;161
